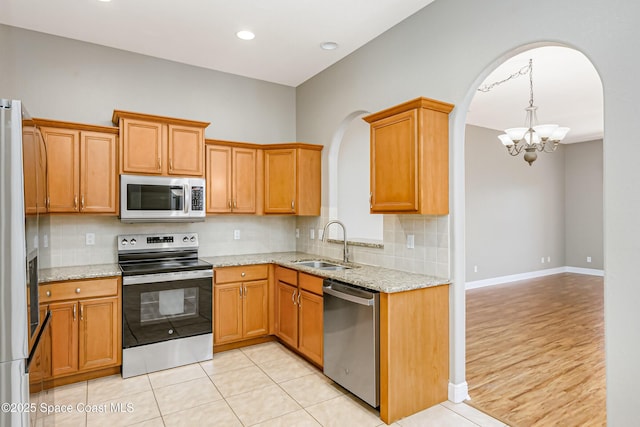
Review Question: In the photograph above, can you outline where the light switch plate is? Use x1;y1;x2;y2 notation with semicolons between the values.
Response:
234;230;240;240
310;229;315;240
406;234;415;249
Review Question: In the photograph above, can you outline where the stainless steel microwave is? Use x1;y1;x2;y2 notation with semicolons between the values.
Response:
120;174;206;222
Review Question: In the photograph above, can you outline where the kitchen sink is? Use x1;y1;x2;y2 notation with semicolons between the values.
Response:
293;260;352;271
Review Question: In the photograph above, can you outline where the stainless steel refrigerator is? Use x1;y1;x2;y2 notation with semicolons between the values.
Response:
0;99;51;427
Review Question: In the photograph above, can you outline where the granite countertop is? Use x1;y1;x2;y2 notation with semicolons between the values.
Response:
40;263;122;284
202;252;450;293
39;252;449;293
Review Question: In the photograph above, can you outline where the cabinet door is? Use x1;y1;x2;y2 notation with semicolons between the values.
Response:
370;109;419;212
42;127;80;212
22;126;47;214
78;297;120;371
49;301;79;377
80;131;118;213
264;149;296;214
232;147;257;213
298;290;323;367
121;118;163;174
243;280;268;338
206;145;232;213
214;283;243;344
168;124;204;176
275;281;298;348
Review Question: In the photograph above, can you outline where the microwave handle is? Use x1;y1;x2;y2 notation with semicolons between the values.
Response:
185;185;190;213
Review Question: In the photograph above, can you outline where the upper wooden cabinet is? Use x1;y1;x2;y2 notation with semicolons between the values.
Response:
363;97;454;215
112;110;209;177
263;143;322;215
205;140;262;214
37;120;119;214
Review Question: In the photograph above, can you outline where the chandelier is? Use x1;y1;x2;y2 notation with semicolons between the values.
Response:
480;59;570;165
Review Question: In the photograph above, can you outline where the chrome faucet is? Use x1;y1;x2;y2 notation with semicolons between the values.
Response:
322;220;350;263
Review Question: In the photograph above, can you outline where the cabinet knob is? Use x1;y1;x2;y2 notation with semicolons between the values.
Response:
241;272;246;277
46;290;51;297
75;288;81;294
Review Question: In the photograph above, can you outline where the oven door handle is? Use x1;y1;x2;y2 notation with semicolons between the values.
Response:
123;269;213;286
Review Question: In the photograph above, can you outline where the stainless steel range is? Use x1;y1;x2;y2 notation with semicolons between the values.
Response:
118;232;213;378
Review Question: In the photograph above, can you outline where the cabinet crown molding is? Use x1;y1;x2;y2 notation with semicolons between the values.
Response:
33;118;119;134
362;97;454;123
112;110;210;128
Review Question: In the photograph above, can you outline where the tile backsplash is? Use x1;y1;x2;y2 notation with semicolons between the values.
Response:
43;209;449;279
45;214;297;268
296;207;450;278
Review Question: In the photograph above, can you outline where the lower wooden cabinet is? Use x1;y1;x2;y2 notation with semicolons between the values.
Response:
275;267;324;366
214;265;269;345
39;277;121;382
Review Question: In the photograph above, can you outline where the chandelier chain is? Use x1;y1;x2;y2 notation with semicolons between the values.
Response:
477;61;532;93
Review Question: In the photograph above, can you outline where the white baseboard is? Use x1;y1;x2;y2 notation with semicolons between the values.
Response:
565;266;605;276
448;381;470;403
465;266;604;290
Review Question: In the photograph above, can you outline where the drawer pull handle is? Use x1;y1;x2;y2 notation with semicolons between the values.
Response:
46;290;51;297
76;288;81;294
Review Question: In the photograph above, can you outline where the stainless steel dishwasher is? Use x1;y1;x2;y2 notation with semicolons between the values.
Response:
323;278;380;408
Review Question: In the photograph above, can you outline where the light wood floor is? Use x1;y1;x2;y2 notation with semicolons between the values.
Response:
465;273;605;427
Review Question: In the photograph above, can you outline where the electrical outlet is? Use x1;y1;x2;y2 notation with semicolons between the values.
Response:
318;229;324;240
547;256;551;263
474;265;478;273
295;228;300;238
310;229;315;240
406;234;415;249
86;233;95;246
541;257;545;263
43;234;48;248
233;229;240;240
587;256;592;263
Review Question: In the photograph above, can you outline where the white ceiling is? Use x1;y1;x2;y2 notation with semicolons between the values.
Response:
1;2;603;143
467;46;603;144
0;0;435;87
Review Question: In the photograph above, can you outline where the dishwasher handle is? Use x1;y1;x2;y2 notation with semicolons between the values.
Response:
323;283;376;306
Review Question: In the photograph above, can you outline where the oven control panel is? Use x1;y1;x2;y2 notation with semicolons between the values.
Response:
118;233;199;251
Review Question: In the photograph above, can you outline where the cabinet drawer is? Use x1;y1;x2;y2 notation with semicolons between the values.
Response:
299;272;323;296
275;266;298;286
40;277;119;303
215;264;268;284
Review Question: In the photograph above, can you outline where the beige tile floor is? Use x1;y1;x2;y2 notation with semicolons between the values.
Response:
30;341;506;427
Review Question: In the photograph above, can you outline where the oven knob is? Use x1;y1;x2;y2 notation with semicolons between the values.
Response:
121;239;128;246
183;236;189;242
130;239;136;245
190;236;196;242
168;329;174;335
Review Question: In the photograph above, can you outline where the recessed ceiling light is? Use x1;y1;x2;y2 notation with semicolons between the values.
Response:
236;30;255;41
320;42;339;50
97;0;112;2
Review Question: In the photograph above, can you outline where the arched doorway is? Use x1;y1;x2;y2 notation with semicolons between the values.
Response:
449;44;604;425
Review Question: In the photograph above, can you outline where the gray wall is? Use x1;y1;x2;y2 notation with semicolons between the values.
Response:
465;125;566;281
0;24;295;143
296;0;640;422
465;126;604;281
565;140;604;269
